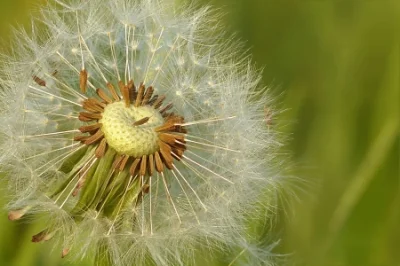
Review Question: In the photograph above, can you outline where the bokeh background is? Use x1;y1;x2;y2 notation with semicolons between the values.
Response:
0;0;398;265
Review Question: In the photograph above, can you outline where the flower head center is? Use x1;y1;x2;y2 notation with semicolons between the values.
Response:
74;79;188;175
99;102;164;157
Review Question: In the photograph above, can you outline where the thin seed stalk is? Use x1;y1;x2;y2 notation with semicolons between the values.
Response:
95;240;113;266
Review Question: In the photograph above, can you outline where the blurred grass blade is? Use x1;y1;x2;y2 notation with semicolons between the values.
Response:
328;118;399;246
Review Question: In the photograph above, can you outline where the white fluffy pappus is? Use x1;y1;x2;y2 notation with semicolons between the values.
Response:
0;0;285;265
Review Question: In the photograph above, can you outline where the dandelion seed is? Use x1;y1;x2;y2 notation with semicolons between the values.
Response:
0;0;285;265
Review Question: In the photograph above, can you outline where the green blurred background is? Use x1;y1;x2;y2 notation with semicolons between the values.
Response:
0;0;398;265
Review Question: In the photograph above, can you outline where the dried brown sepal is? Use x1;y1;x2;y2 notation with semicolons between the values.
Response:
8;209;27;221
133;116;150;126
148;154;154;176
154;151;164;173
135;83;145;107
32;229;53;243
173;139;187;150
112;155;123;169
74;135;89;143
159;103;173;114
33;75;46;86
148;95;159;106
155;121;177;132
152;95;166;109
159;133;185;146
121;84;131;107
129;158;141;176
95;138;107;158
155;115;186;133
96;88;113;104
78;115;93;122
82;100;104;113
171;148;185;160
142;184;150;194
127;79;135;89
139;155;147;176
119;155;130;172
128;79;137;102
106;82;120;101
169;115;185;124
175;125;188;134
79;123;102;133
84;130;104;145
158;141;173;169
142;86;154;106
82;104;101;114
79;112;102;121
89;98;106;108
162;112;171;118
61;248;70;258
79;69;88;93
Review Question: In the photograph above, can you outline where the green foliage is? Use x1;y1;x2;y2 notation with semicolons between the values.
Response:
206;1;399;265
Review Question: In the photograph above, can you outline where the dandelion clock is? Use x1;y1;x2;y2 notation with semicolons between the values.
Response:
0;0;285;265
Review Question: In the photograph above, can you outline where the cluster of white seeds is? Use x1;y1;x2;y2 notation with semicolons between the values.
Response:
0;0;284;265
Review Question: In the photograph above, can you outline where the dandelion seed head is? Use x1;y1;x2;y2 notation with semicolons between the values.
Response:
0;0;284;265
